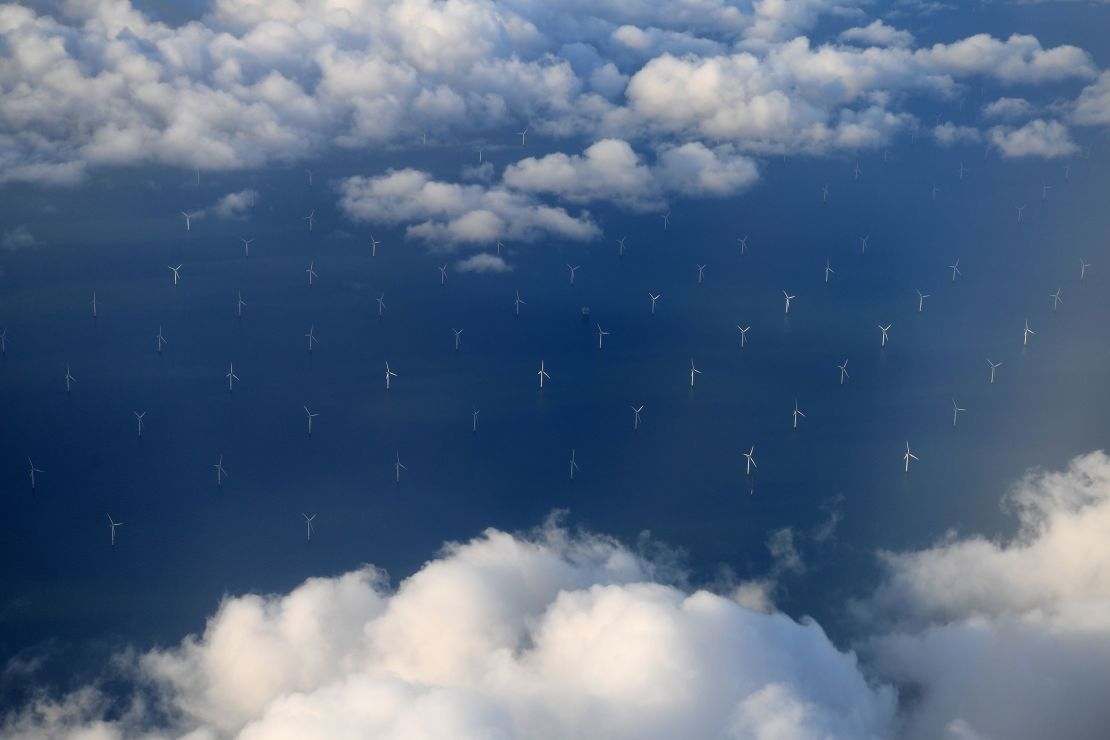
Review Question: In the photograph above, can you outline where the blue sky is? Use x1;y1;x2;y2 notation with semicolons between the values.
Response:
2;1;1110;739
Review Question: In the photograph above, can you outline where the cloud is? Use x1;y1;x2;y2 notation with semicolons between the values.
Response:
988;119;1077;158
982;97;1037;120
336;169;600;247
209;188;258;219
1;224;35;250
839;20;915;48
1072;71;1110;126
1;519;897;739
857;451;1110;740
456;253;512;273
933;122;982;146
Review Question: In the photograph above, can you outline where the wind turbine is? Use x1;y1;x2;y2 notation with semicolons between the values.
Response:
156;326;167;353
952;399;965;428
569;449;579;481
631;405;643;431
738;235;749;254
949;259;961;282
903;441;918;473
90;291;98;319
1016;205;1026;223
822;184;830;203
214;454;228;486
28;458;42;490
306;169;314;186
689;358;702;387
237;291;246;317
662;211;671;230
860;235;869;254
838;359;849;385
472;408;479;433
916;290;930;313
377;293;386;316
958;161;968;180
649;293;661;314
792;400;806;430
567;264;580;285
514;290;526;317
227;362;239;391
879;323;892;347
64;364;76;394
744;446;757;476
453;328;463;351
304;405;319;435
370;236;380;257
737;325;750;348
987;359;1002;384
306;260;317;286
537;360;550;389
241;237;253;257
439;264;448;285
304;209;315;231
394;451;407;482
305;325;318;352
783;291;795;315
617;236;626;257
302;513;316;542
385;361;397;390
824;260;834;284
697;264;706;285
108;514;122;546
518;127;528;146
0;327;6;355
495;241;504;256
1023;320;1035;347
1050;288;1063;311
853;161;862;180
168;264;182;286
596;323;609;350
1042;183;1052;200
1080;259;1090;281
181;211;197;231
931;184;941;201
134;411;146;438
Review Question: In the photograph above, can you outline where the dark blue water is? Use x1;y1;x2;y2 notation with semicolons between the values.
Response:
1;135;1109;694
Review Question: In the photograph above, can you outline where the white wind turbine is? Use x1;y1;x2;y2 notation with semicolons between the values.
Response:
168;264;182;286
305;325;318;352
28;458;42;490
64;364;76;394
227;362;239;392
1023;320;1035;347
214;454;228;486
537;360;550;389
303;513;316;542
377;293;386;316
662;210;671;230
439;264;448;285
792;400;806;430
237;291;246;317
987;359;1002;384
567;264;580;285
394;451;407;482
738;234;749;254
370;236;381;257
697;264;706;285
134;411;146;438
518;127;528;146
181;211;197;231
514;290;526;317
90;291;98;319
1080;259;1090;281
838;359;849;385
304;209;315;231
240;237;253;257
1050;288;1063;311
472;409;480;433
453;328;464;351
306;260;317;286
1016;204;1026;223
649;293;661;314
304;405;319;435
689;358;702;388
903;441;919;473
951;399;965;428
949;259;961;282
825;260;834;284
385;361;398;390
569;449;579;481
859;235;869;254
916;290;930;313
783;291;795;315
737;325;750;348
878;323;892;348
631;405;643;431
108;514;123;546
596;323;609;350
617;236;627;257
1;327;7;355
156;326;167;353
744;446;757;476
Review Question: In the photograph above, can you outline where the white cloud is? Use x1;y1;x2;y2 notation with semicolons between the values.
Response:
933;122;982;146
336;169;600;246
988;119;1077;158
457;253;512;273
839;20;915;48
858;451;1110;740
1;519;897;739
209;188;258;219
1072;71;1110;126
1;224;35;250
982;97;1037;120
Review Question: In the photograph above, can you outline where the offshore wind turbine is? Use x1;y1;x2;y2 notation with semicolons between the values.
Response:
567;264;580;285
453;328;463;351
134;411;146;438
237;291;246;317
825;260;834;284
1042;183;1052;200
439;264;448;285
181;211;197;231
302;513;316;542
64;364;76;394
214;454;228;486
596;323;609;350
495;241;504;257
90;291;98;319
931;184;941;201
903;441;919;473
649;293;661;314
304;405;319;435
377;293;386;316
304;209;315;231
514;290;526;317
472;408;479;433
879;323;891;347
156;326;167;353
240;237;253;257
370;236;380;257
853;161;862;180
617;236;626;257
394;451;407;482
1016;205;1026;223
1080;259;1090;281
697;264;706;285
537;360;550;389
168;264;182;286
107;514;122;546
949;259;961;282
305;325;318;352
662;210;671;230
28;458;42;490
744;446;757;476
227;362;239;391
916;289;930;313
958;161;968;179
306;260;317;286
385;361;397;390
792;400;806;430
822;184;829;203
952;399;966;428
631;405;643;431
1023;320;1035;347
860;235;869;254
1050;287;1063;311
738;235;749;254
569;449;579;481
0;328;6;355
689;358;702;387
987;359;1002;384
783;291;795;315
306;169;314;186
518;127;528;146
838;359;849;385
737;325;750;348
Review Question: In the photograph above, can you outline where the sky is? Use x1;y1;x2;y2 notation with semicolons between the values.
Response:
2;0;1110;738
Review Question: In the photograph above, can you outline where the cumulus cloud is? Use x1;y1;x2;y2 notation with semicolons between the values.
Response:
336;169;600;246
982;96;1037;120
456;253;512;273
209;188;258;219
988;119;1078;158
839;20;915;47
1;519;897;739
858;451;1110;740
1;224;35;250
933;122;982;146
1072;71;1110;126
